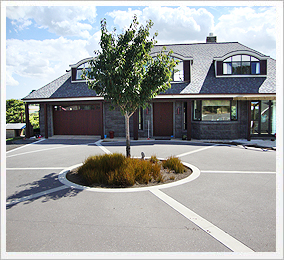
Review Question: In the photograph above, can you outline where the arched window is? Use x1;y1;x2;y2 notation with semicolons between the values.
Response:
223;55;260;75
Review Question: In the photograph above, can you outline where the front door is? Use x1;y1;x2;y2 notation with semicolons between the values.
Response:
153;102;173;136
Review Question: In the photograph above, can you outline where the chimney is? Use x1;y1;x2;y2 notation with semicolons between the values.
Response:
206;33;217;43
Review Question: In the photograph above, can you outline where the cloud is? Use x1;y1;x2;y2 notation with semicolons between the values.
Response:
6;70;19;86
214;7;276;58
6;36;94;86
6;6;97;38
107;6;276;58
107;6;214;44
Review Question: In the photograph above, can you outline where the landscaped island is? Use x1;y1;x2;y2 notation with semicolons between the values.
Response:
66;153;192;188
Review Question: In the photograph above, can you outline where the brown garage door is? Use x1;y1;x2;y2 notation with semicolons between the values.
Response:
153;102;173;136
53;104;101;135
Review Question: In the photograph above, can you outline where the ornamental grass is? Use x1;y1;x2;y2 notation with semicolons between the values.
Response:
78;153;164;187
162;156;185;173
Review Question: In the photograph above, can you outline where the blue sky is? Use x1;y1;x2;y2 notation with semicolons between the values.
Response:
4;2;279;100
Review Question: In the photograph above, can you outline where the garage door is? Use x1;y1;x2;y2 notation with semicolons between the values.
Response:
53;104;101;135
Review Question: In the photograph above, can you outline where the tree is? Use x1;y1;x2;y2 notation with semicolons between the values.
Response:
6;99;25;123
83;15;177;157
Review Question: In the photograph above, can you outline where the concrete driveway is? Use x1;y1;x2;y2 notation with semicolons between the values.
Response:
4;137;279;258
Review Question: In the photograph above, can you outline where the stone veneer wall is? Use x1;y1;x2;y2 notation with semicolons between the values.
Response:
175;101;184;138
104;102;154;139
104;102;137;138
191;100;248;140
39;104;54;137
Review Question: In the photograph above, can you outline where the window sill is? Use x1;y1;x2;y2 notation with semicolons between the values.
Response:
71;79;95;83
170;80;190;83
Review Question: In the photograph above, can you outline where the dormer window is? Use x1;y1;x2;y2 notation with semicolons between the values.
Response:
223;55;260;75
76;62;92;80
172;59;184;81
70;58;94;83
215;51;267;77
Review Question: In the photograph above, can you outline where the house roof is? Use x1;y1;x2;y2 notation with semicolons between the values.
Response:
23;41;276;101
151;42;275;95
23;72;98;100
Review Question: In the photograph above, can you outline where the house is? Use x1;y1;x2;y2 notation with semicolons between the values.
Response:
22;34;276;141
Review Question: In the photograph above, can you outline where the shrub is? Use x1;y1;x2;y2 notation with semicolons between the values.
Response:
77;153;163;187
108;168;135;187
78;153;126;185
162;156;185;173
150;155;159;164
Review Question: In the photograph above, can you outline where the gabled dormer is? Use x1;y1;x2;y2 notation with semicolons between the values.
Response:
70;57;94;83
214;50;268;78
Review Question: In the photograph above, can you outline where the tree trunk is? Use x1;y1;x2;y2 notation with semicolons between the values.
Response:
125;113;131;157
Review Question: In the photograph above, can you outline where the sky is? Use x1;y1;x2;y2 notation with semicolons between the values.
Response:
3;1;280;100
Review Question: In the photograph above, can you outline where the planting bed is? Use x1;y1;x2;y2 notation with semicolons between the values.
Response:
66;156;192;189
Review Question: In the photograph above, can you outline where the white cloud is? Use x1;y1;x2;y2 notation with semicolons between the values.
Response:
6;6;97;38
6;36;94;86
107;6;214;44
6;70;19;86
106;6;276;58
214;7;276;58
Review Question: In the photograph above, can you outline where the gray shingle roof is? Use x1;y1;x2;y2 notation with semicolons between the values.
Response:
151;42;275;95
23;72;97;100
23;42;276;101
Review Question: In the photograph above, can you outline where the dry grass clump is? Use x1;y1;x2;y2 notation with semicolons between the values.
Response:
78;153;164;187
162;156;185;173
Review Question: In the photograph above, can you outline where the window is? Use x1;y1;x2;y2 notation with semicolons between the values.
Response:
76;62;93;80
54;105;99;111
183;102;187;130
251;100;276;136
138;107;143;130
172;59;184;81
231;100;238;121
193;100;238;121
193;100;202;121
223;55;260;75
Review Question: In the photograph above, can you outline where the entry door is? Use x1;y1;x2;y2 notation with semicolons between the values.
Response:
153;102;173;136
